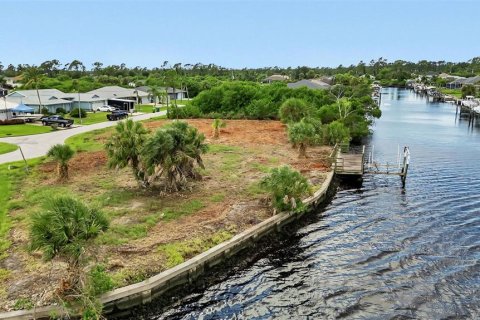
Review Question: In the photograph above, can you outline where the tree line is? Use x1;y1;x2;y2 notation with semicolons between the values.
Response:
1;57;480;91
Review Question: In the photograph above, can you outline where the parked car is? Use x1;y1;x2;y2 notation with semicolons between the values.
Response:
41;115;74;127
107;110;129;121
96;105;116;112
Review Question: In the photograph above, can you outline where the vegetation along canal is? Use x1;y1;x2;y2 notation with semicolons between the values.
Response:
124;88;480;319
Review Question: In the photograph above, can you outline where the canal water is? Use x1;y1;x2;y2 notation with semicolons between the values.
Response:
132;88;480;319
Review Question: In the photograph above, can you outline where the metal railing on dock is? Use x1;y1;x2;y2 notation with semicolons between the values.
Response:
333;144;410;187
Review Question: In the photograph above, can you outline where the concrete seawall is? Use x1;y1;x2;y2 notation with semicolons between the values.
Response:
0;171;334;320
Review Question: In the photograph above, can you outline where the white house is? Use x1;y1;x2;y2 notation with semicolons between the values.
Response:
6;89;73;114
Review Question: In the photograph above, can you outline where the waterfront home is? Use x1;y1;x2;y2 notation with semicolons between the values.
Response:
447;75;480;89
287;79;331;90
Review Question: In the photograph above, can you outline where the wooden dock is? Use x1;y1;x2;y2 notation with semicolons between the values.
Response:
333;145;410;187
335;151;364;175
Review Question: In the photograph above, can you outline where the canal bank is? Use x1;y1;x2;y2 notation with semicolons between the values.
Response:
132;87;480;319
0;170;335;320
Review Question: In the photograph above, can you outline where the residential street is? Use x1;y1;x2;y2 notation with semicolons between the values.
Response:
0;111;166;165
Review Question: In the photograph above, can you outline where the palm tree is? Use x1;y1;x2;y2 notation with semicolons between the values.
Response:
22;66;45;113
287;119;320;158
30;196;109;289
47;144;75;180
105;119;149;185
142;121;207;191
211;118;226;138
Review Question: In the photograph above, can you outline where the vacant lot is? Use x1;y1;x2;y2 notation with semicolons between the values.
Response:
0;119;331;311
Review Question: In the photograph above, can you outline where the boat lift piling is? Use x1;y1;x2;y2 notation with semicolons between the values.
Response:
334;145;411;187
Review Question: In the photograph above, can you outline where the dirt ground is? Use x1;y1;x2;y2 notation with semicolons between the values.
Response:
0;119;332;311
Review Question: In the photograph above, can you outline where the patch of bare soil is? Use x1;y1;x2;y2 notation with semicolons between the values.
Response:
0;120;331;311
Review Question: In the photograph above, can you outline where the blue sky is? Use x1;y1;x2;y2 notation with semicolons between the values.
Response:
2;0;479;69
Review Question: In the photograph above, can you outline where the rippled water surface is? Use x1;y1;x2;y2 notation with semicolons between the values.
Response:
137;88;480;319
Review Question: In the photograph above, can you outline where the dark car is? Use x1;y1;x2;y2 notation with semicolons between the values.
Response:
107;110;129;121
41;115;74;127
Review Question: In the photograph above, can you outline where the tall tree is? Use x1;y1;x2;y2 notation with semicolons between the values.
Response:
22;66;45;113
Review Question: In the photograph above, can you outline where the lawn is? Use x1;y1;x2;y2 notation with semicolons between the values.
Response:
135;104;168;113
70;112;109;125
439;88;462;98
0;124;52;138
0;142;18;155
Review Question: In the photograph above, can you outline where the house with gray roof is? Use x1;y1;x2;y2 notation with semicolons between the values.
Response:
447;75;480;89
287;79;331;90
135;86;188;102
6;89;73;113
263;75;290;83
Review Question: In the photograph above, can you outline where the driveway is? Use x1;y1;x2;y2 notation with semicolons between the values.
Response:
0;111;166;165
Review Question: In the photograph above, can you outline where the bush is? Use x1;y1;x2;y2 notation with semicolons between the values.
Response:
261;165;311;212
69;108;87;118
87;265;114;296
279;98;312;123
0;119;25;125
41;107;50;115
324;120;350;145
55;107;67;114
287;118;321;158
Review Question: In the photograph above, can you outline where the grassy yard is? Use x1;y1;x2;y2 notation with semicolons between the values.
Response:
70;112;109;125
0;124;52;138
135;104;168;113
439;88;462;98
0;142;18;155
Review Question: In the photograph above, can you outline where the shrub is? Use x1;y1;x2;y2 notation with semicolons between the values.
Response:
46;144;75;180
87;265;114;296
279;98;312;123
324;120;350;145
69;108;87;118
41;107;50;115
261;165;311;213
0;119;25;125
55;107;67;114
30;196;109;265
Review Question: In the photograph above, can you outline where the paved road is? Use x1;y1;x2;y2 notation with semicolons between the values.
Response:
0;111;166;165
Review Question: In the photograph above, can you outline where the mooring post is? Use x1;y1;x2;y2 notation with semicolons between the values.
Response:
401;146;410;188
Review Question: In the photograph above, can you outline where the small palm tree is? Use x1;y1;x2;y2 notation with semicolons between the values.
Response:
30;196;109;287
261;165;311;213
142;121;207;191
47;144;75;180
105;119;149;185
287;119;320;158
211;118;226;138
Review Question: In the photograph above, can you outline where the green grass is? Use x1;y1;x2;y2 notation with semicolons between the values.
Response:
439;88;462;98
65;127;112;152
135;104;167;113
162;199;205;221
0;157;44;260
0;142;18;155
157;230;234;268
0;124;52;138
70;112;109;125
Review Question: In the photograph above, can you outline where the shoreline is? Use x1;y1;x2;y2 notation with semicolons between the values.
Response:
0;171;335;320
